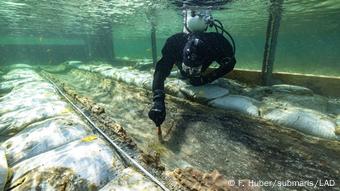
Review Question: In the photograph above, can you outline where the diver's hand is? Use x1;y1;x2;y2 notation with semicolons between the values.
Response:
148;101;166;127
189;76;209;86
148;89;166;126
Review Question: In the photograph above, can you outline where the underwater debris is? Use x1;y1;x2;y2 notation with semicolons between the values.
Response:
140;150;165;171
0;148;8;191
167;168;259;191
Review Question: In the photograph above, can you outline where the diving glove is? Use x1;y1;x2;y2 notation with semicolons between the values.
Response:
148;90;166;127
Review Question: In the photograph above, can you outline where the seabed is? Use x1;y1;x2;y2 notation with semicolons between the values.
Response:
0;61;339;191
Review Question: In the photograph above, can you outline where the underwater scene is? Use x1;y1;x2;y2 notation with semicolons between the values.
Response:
0;0;339;191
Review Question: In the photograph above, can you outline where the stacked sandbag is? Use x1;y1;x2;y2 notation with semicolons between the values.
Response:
66;62;340;141
0;148;8;191
0;67;163;190
209;95;261;117
262;106;339;140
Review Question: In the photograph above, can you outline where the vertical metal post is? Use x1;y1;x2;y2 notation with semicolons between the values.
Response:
151;23;157;66
262;0;284;85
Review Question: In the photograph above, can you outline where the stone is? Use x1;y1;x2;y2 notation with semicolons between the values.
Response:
0;148;8;191
180;84;229;102
10;137;122;189
209;95;261;117
140;151;165;171
100;168;161;191
1;117;91;165
262;107;338;140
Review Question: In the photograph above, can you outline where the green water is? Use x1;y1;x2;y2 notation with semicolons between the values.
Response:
0;0;339;76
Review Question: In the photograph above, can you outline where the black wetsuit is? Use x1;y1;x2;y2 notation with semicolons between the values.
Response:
152;32;236;92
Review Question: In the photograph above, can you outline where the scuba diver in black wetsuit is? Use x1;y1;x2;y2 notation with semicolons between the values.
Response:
148;9;236;127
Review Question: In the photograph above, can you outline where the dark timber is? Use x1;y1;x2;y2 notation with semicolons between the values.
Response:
262;0;284;85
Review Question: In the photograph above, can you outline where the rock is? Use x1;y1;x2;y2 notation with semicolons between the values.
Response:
271;84;313;95
140;151;165;171
91;104;105;114
0;148;8;191
168;168;260;191
209;95;261;117
1;117;91;165
100;168;162;191
180;84;229;102
262;107;338;140
10;137;122;189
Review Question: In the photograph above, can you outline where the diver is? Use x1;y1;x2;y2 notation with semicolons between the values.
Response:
148;9;236;127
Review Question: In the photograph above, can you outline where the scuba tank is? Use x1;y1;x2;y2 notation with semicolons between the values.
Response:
183;9;236;56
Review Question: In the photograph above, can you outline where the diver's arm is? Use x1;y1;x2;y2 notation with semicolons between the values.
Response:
204;57;236;83
149;38;176;127
152;57;174;93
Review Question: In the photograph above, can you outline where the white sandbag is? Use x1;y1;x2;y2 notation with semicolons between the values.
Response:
0;77;44;90
263;107;338;140
100;168;161;191
0;101;70;136
0;148;8;191
91;64;113;72
264;94;328;113
271;84;313;95
67;60;82;66
1;69;41;80
0;93;60;115
165;79;188;98
100;69;117;78
209;95;260;117
180;84;229;102
10;137;122;189
0;82;56;102
2;117;92;165
7;64;33;69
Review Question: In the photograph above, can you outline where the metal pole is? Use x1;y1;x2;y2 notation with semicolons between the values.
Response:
262;0;284;85
42;73;170;191
151;24;157;66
